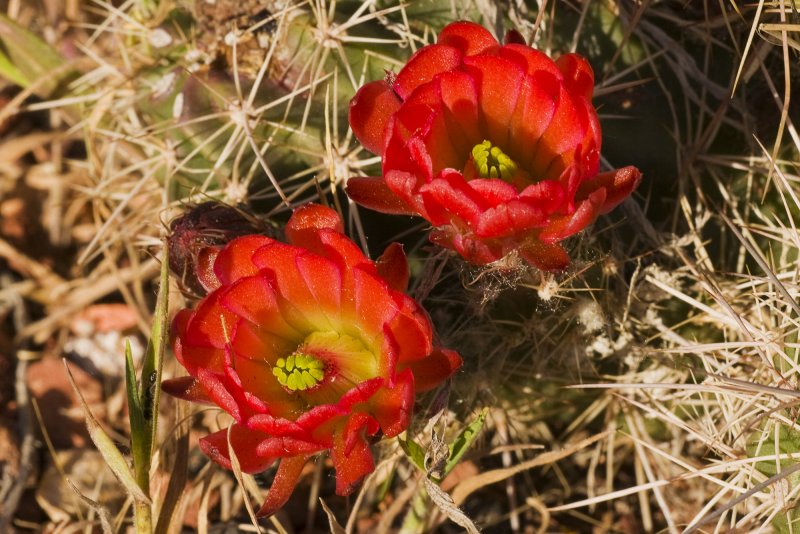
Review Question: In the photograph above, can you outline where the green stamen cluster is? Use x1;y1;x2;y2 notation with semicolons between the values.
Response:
471;139;517;181
273;353;325;391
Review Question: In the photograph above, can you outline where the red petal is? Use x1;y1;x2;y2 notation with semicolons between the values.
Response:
343;413;380;456
388;296;433;363
500;44;563;78
249;414;308;438
539;188;607;244
338;377;385;411
197;368;245;421
429;228;502;265
346;176;416;215
256;455;309;517
421;106;462;171
403;348;461;392
285;204;343;248
519;180;567;214
295;404;346;437
394;44;462;100
331;425;375;495
509;71;558;168
576;166;642;214
556;53;595;100
475;199;547;238
316;229;374;275
419;169;486;227
519;241;570;271
468;178;518;207
463;54;524;149
348;80;401;155
184;289;238;349
376;243;409;292
197;246;221;293
161;376;214;404
438;21;499;56
256;436;324;458
200;424;274;474
173;336;223;375
385;170;426;217
370;368;414;436
213;236;274;286
532;86;589;179
438;70;481;155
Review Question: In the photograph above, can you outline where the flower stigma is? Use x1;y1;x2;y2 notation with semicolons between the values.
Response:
273;353;325;391
471;140;517;181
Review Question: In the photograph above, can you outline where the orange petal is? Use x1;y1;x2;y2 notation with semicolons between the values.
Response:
256;455;309;517
349;80;401;155
369;368;414;436
200;424;274;474
331;423;376;495
220;275;301;339
161;376;213;404
404;348;461;392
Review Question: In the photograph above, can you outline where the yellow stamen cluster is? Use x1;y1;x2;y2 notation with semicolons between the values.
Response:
471;139;517;181
273;353;325;391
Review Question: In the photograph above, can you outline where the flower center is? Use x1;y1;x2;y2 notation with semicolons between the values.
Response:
471;140;517;181
273;353;325;391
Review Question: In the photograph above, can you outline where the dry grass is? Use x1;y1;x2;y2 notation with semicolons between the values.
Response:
0;0;799;532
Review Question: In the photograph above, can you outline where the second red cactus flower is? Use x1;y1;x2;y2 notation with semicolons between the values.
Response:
347;21;641;270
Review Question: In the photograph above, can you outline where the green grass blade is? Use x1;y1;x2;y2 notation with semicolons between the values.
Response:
126;339;148;492
444;408;488;476
0;14;70;95
138;244;170;468
63;359;150;505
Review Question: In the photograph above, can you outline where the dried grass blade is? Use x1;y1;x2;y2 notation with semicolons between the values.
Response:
154;400;190;534
451;431;610;506
319;498;346;534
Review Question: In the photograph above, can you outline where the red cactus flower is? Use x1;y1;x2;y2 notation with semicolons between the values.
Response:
347;21;641;270
162;204;461;517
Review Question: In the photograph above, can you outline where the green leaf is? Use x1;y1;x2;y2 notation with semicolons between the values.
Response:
126;340;148;491
138;244;170;465
63;359;150;505
0;14;71;95
0;47;26;87
398;436;427;472
444;408;488;477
